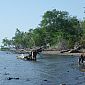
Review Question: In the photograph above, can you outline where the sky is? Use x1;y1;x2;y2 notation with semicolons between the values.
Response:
0;0;85;45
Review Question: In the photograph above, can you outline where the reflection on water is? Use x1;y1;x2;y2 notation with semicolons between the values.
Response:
0;51;85;85
79;64;85;72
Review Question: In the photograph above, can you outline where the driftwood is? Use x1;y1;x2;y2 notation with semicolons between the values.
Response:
16;55;36;61
60;49;81;53
69;49;80;53
60;49;70;53
16;48;43;61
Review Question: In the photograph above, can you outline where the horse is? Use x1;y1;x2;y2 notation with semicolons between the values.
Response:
29;47;43;61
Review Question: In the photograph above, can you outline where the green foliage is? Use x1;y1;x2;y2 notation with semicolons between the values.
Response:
2;9;84;49
39;9;82;48
79;20;85;47
2;37;12;47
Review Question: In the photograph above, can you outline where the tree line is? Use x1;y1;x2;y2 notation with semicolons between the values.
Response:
2;9;85;50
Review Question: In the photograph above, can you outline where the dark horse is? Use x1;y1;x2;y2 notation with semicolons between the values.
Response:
79;53;85;65
29;48;43;61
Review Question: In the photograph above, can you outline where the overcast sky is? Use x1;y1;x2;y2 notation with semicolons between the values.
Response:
0;0;85;45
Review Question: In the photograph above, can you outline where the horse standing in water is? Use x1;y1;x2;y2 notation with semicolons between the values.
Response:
29;48;43;61
79;53;85;65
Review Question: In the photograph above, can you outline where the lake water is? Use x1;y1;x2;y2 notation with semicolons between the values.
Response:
0;51;85;85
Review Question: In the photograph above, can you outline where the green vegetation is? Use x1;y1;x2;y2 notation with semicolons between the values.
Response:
1;9;85;50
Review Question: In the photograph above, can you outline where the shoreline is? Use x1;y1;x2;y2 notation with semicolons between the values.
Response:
4;49;82;57
42;51;81;56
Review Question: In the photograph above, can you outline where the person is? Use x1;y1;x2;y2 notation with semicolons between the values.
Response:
79;53;85;65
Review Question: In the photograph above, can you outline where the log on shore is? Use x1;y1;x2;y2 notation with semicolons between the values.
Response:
69;49;80;53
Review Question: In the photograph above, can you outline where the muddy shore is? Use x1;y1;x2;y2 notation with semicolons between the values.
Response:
42;51;82;56
10;48;83;57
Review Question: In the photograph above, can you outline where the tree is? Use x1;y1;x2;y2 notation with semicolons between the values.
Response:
39;9;81;48
2;37;11;47
2;9;83;50
12;28;24;49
